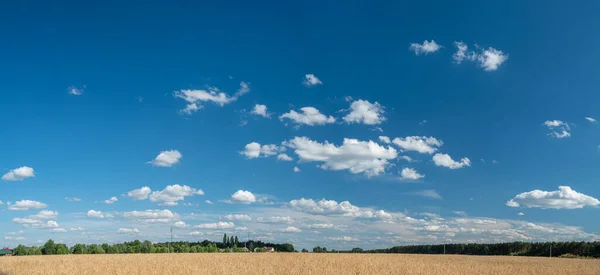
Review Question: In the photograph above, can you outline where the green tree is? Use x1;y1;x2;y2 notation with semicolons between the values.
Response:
14;245;28;256
126;246;135;254
230;236;234;248
55;244;68;255
42;240;56;255
141;240;154;253
234;236;239;247
301;249;308;253
71;244;86;254
223;233;227;246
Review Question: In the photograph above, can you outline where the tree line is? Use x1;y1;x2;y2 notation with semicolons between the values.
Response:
312;241;600;258
11;237;295;256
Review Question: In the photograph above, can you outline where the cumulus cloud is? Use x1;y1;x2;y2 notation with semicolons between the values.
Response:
432;153;471;169
148;184;204;205
257;216;293;223
293;166;301;173
518;212;525;216
87;210;109;219
409;40;441;55
280;107;335;126
174;82;250;114
325;236;359;242
310;223;335;229
104;197;118;204
251;104;270;118
378;136;391;144
70;227;85;232
227;190;257;204
543;120;571;139
284;137;397;177
303;74;322;87
225;214;252;221
343;100;386;125
392;136;443;154
118;228;140;234
277;153;293;161
289;198;377;218
400;168;424;180
127;187;152;200
189;231;204;236
50;228;67;233
174;221;188;228
453;42;508;71
2;166;35;181
506;186;600;209
241;142;281;159
29;210;59;220
148;150;182;167
194;221;235;229
8;200;47;211
123;209;177;223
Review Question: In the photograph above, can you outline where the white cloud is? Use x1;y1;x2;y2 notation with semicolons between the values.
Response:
310;223;335;229
49;228;67;233
551;130;571;139
293;166;301;173
229;190;256;204
257;216;293;223
29;210;59;220
65;197;81;202
127;187;152;200
174;83;249;113
6;230;24;236
235;227;248;231
453;42;508;71
225;214;252;221
432;153;471;169
9;200;47;211
392;136;443;154
506;186;600;209
241;142;281;159
148;150;182;167
148;184;204;205
87;210;109;219
118;228;140;234
12;218;43;225
281;226;301;233
284;137;398;177
189;231;204;236
123;209;177;222
174;221;188;228
325;236;359;242
194;221;235;229
543;120;572;139
399;156;415;163
205;200;214;204
68;86;83;95
0;200;3;205
303;74;322;87
4;236;26;241
518;212;525;216
378;136;391;144
409;40;441;55
289;198;375;218
544;120;567;128
413;190;442;200
343;100;386;125
277;153;293;161
251;104;270;118
70;227;85;232
280;107;335;126
2;166;35;181
585;117;597;123
104;197;118;204
400;168;424;180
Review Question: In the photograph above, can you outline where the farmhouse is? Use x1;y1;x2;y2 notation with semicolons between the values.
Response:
0;248;13;256
264;247;275;253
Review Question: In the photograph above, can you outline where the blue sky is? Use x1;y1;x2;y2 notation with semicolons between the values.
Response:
2;1;600;250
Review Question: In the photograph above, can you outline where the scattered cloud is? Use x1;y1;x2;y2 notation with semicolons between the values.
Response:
148;150;182;167
174;221;188;228
5;236;26;241
303;74;322;87
226;190;257;204
543;120;571;139
325;236;359;242
378;136;391;144
2;166;35;181
127;186;152;200
241;142;281;159
412;190;442;200
148;184;204;205
453;42;508;71
506;186;600;209
518;212;525;216
205;200;214;205
343;100;386;125
280;226;301;233
251;104;270;118
277;153;293;161
432;153;471;169
289;198;379;218
123;209;177;223
87;210;110;219
225;214;252;221
194;221;235;229
293;166;301;173
409;40;441;55
280;107;335;126
392;136;443;154
400;168;424;180
50;228;67;233
585;117;597;123
118;228;140;234
67;86;84;95
29;210;59;220
103;197;118;204
70;227;85;232
8;200;47;211
174;82;250;114
283;136;397;177
257;216;293;223
65;197;81;202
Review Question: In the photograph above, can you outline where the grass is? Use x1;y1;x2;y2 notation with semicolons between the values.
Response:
1;253;600;274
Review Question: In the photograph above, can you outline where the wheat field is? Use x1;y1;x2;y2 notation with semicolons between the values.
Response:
1;253;599;275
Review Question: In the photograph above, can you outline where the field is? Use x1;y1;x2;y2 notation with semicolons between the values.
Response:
1;254;600;275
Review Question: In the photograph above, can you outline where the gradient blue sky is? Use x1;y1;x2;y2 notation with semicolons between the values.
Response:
2;1;600;250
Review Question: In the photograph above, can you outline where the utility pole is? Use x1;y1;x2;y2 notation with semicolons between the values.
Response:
443;243;446;255
168;226;173;253
550;244;552;258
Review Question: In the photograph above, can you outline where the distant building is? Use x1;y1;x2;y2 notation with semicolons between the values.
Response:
0;248;13;256
264;247;275;253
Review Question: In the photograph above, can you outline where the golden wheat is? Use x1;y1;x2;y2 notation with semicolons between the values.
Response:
1;253;599;275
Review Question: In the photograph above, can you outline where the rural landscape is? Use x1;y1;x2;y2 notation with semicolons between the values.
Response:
3;0;600;274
